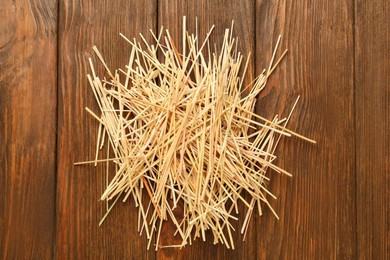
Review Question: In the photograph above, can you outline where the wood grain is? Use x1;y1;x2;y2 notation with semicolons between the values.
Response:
56;0;156;258
157;1;256;259
0;0;57;258
255;0;357;258
355;0;390;259
1;0;389;258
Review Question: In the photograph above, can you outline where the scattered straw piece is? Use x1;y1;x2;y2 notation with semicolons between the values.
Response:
76;17;315;250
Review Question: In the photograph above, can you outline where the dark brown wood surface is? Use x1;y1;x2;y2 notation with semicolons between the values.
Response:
1;0;388;259
0;0;57;259
55;0;156;259
355;1;390;259
254;1;357;259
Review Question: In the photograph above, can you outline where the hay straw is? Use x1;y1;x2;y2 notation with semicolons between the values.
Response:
76;17;315;250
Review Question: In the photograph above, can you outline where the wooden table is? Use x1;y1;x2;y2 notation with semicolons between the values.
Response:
1;0;388;259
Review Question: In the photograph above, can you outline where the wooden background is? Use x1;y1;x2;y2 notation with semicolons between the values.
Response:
1;0;389;259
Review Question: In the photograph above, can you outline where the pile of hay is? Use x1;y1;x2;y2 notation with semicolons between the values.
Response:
76;18;314;250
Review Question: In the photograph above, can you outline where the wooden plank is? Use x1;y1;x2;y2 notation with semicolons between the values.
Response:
0;0;57;258
355;1;389;259
255;1;357;258
56;0;157;258
157;1;257;259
